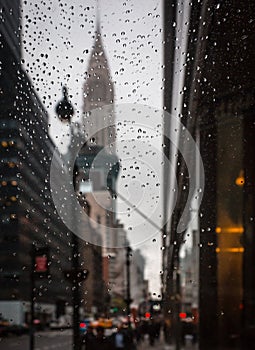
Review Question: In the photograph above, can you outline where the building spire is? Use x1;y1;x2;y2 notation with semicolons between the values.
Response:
96;0;100;33
82;0;115;149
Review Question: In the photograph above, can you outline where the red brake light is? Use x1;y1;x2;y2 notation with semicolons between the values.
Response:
80;323;86;328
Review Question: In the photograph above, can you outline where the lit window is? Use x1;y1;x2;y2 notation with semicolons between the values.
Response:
1;141;8;148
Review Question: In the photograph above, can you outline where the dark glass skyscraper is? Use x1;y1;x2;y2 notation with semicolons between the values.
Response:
0;0;72;324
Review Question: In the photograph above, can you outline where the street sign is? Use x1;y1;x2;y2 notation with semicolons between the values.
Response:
35;255;47;273
32;247;50;278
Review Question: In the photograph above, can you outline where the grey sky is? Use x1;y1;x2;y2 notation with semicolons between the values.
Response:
22;0;163;295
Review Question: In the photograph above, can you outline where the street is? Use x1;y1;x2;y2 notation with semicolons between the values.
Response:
0;330;198;350
0;330;72;350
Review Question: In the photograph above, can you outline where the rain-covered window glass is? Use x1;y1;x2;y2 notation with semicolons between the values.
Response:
0;1;254;350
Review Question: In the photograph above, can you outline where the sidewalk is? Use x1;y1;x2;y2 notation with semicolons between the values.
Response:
137;335;198;350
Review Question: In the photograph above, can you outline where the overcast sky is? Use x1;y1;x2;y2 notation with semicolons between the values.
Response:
22;0;163;295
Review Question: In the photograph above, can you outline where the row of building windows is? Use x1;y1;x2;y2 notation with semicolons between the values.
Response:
1;140;15;148
0;195;18;202
0;161;17;168
1;180;18;187
1;213;17;223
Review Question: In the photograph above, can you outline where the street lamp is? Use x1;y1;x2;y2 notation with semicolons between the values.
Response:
55;86;88;350
29;246;50;350
55;86;74;121
125;246;133;328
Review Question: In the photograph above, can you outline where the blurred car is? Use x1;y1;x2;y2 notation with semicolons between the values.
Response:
90;318;113;329
0;318;10;337
6;324;29;336
0;318;29;337
89;318;114;337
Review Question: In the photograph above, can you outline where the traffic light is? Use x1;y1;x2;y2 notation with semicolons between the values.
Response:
179;312;187;319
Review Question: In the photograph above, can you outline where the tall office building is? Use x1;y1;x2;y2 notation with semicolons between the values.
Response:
83;24;116;151
81;23;120;299
0;0;73;324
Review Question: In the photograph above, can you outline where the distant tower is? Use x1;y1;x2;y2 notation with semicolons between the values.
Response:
83;23;115;150
81;19;118;255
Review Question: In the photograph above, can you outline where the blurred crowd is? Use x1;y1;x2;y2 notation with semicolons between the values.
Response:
81;319;162;349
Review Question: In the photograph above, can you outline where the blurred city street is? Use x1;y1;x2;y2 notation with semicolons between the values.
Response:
0;330;199;350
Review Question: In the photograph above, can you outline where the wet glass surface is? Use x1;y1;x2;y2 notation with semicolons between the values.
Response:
0;1;254;349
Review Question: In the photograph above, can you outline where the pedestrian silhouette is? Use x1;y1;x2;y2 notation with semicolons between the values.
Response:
148;320;157;346
81;325;96;350
93;326;111;350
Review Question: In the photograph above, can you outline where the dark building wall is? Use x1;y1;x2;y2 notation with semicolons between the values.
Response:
191;0;255;348
199;111;218;350
0;19;72;306
0;0;21;61
215;97;244;346
243;104;255;346
198;2;255;348
163;0;255;349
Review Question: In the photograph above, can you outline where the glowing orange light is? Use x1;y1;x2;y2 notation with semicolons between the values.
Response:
235;170;245;186
1;141;8;147
8;162;16;168
216;247;244;253
216;227;243;234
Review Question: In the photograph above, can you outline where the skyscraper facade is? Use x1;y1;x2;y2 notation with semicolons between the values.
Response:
0;0;72;324
162;1;255;349
83;24;116;151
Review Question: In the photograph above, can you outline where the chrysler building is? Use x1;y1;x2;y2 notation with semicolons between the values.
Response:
83;24;116;150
